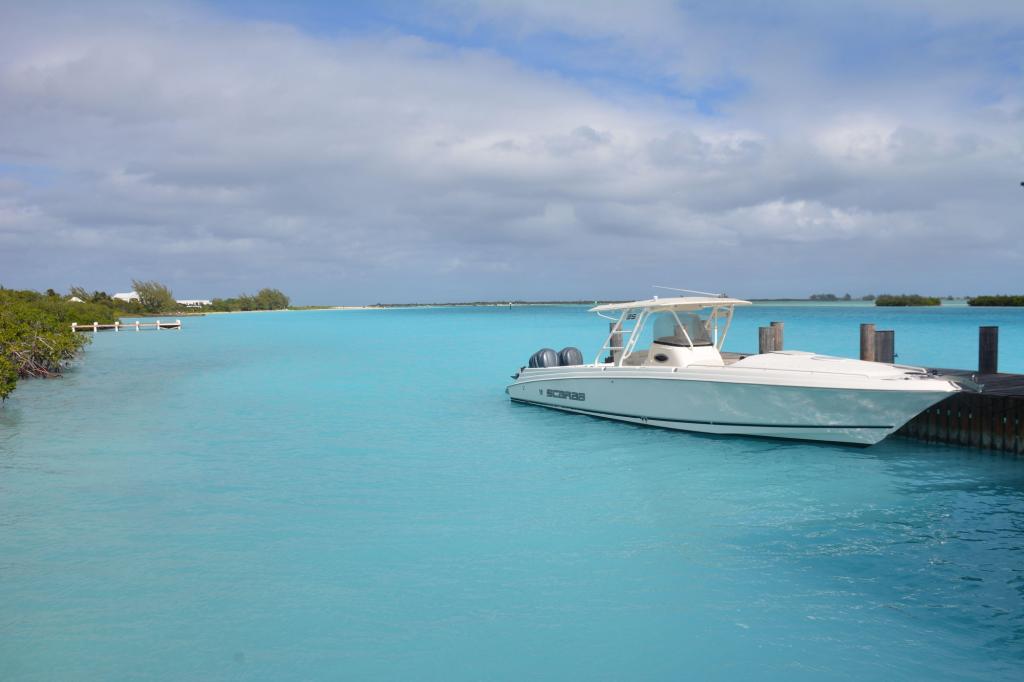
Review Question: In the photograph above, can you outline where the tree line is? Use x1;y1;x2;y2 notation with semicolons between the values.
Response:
67;280;174;315
1;282;291;401
967;295;1024;307
874;294;942;307
0;288;117;400
208;288;290;312
66;280;290;314
809;293;879;301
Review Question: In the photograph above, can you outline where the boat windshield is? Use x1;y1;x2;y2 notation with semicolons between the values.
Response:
652;312;713;347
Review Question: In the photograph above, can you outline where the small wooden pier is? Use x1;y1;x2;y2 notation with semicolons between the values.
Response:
755;321;1024;454
897;372;1024;454
71;320;181;332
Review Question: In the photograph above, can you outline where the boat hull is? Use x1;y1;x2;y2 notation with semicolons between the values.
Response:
507;369;956;445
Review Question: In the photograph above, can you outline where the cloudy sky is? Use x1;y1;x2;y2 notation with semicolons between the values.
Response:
1;1;1021;303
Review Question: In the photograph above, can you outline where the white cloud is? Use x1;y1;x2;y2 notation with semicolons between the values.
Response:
0;1;1021;301
730;200;865;242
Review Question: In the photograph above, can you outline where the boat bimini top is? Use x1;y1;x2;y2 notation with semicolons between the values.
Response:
589;296;752;367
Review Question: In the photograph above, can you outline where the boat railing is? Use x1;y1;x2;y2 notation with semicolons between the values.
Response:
589;362;884;381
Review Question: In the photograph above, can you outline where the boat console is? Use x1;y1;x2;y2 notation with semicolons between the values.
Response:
591;297;747;369
645;342;725;368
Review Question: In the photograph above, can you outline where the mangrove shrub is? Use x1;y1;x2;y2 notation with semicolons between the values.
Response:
209;288;290;312
0;289;95;400
875;294;941;307
968;295;1024;307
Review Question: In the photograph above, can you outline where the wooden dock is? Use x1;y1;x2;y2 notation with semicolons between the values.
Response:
896;371;1024;454
859;323;1022;453
752;321;1024;454
72;320;181;332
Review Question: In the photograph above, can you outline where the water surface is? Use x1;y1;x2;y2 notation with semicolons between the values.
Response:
2;304;1023;680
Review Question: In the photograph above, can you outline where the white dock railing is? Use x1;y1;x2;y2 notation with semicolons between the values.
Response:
71;320;182;332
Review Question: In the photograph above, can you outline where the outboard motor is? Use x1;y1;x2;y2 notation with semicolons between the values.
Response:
528;348;559;368
558;347;583;366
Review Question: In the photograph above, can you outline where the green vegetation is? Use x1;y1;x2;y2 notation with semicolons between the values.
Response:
809;293;853;301
967;295;1024;307
874;294;942;307
0;356;16;399
209;288;290;312
73;282;292;314
0;288;118;400
1;282;294;400
69;287;152;315
809;293;838;301
132;279;177;313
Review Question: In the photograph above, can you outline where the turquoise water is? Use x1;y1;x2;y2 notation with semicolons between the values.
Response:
2;304;1023;680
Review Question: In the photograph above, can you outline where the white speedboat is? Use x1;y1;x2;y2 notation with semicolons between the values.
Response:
507;296;959;445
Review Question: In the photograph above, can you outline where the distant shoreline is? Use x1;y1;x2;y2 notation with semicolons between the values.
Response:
322;299;970;309
119;299;988;315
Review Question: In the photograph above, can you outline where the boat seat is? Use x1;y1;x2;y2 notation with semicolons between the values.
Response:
621;350;650;366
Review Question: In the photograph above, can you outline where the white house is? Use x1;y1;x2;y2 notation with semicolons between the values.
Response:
176;299;212;308
113;291;140;302
67;296;84;303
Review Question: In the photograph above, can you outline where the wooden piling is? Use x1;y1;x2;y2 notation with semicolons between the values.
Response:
970;394;982;448
992;396;1004;451
770;321;784;351
959;396;971;447
980;394;992;449
860;323;876;361
1013;403;1020;455
875;330;895;363
759;327;775;354
979;326;999;374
